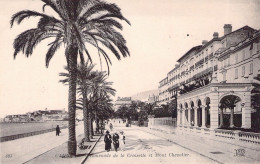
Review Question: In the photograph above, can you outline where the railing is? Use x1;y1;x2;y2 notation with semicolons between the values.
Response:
0;125;68;142
238;131;260;144
195;59;204;67
215;129;235;139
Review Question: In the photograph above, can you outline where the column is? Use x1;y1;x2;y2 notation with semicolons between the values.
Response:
242;94;251;128
188;108;191;126
182;109;186;125
194;107;198;127
177;110;180;126
201;105;206;128
210;93;219;129
180;110;182;125
185;109;188;125
219;108;224;128
230;105;235;128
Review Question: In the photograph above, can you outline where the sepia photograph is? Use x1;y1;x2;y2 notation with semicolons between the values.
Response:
0;0;260;163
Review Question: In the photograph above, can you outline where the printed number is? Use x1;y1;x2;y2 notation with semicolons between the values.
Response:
235;149;245;157
5;154;12;158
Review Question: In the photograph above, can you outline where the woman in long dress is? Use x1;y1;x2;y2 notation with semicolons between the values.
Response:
112;132;119;152
119;131;125;151
104;131;112;152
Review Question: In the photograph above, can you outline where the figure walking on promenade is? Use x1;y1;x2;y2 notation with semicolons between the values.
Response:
112;132;119;152
119;131;125;151
104;131;112;152
56;125;61;136
110;123;113;131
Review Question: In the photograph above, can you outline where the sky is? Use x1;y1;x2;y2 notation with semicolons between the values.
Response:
0;0;260;117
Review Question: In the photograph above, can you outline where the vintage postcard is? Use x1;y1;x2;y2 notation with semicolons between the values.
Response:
0;0;260;163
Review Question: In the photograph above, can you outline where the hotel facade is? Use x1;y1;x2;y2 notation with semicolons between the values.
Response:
158;24;260;132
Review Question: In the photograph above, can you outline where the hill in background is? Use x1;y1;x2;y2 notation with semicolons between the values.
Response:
131;89;159;101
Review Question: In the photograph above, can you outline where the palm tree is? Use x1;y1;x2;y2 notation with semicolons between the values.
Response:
60;60;96;142
88;71;116;132
11;0;130;156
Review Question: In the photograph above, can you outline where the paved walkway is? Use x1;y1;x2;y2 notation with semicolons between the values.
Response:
138;126;260;164
0;122;84;164
85;122;217;164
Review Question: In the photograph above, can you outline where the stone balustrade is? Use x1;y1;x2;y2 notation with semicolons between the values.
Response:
214;129;235;139
238;131;260;144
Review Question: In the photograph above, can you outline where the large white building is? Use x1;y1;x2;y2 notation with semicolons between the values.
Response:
158;24;260;131
114;97;132;111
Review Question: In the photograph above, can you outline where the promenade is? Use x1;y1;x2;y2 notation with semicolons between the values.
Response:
85;122;260;164
0;122;84;164
1;121;259;164
85;122;216;164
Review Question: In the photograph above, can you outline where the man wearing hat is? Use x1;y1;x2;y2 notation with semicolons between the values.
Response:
104;130;112;152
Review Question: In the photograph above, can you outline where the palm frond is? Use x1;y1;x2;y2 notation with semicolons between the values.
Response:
80;2;121;22
46;35;63;67
11;10;54;27
41;0;66;20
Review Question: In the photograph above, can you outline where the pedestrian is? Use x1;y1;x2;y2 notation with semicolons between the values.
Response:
104;130;112;152
112;132;120;152
119;131;125;151
110;123;113;131
101;123;105;134
56;125;61;136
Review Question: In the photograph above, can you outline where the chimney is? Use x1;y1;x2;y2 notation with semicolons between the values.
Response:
224;24;232;35
202;40;208;45
213;32;219;39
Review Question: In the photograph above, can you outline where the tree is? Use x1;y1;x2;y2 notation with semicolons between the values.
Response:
116;104;138;122
60;60;96;142
88;71;116;133
11;0;130;156
152;104;172;118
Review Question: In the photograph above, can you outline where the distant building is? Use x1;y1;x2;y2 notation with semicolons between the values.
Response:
3;109;68;122
148;94;159;104
114;97;132;111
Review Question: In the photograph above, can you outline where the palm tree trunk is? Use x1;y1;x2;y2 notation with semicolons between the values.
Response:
67;46;78;156
88;113;93;138
95;110;100;133
83;94;90;141
91;117;94;136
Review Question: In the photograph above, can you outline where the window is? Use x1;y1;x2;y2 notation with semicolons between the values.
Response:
250;49;253;57
223;72;226;81
224;59;227;67
242;50;245;60
242;66;245;76
250;63;253;74
235;69;238;79
235;53;238;63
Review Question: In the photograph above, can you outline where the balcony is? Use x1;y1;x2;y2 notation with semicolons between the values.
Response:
193;67;213;79
195;58;205;68
209;53;214;59
179;67;213;95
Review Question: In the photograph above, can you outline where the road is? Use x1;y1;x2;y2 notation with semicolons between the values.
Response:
0;122;84;164
86;122;217;164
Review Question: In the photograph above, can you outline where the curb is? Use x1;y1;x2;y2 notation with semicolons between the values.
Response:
81;134;103;164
